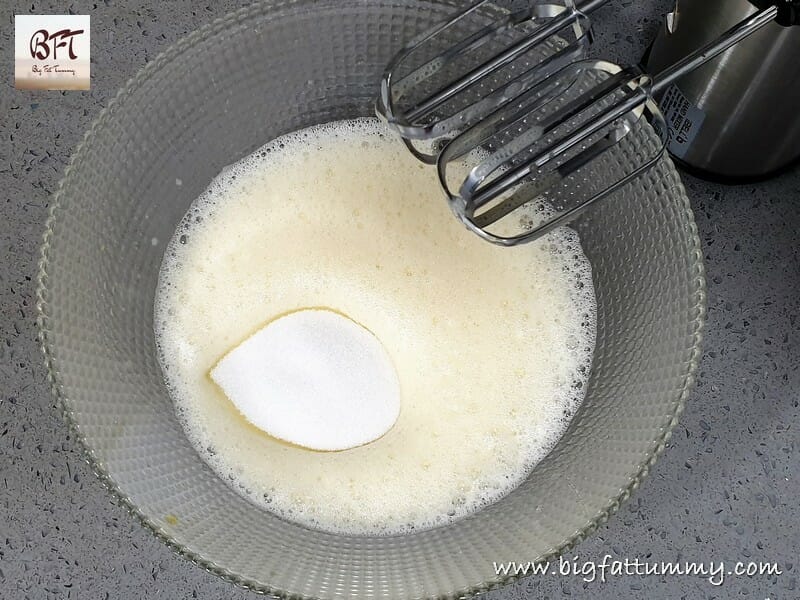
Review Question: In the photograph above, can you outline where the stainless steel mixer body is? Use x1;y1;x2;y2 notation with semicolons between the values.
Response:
646;0;800;180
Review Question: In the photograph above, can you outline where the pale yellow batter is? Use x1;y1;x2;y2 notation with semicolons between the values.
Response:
155;118;596;535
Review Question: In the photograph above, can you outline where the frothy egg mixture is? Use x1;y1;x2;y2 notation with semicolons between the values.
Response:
154;118;596;535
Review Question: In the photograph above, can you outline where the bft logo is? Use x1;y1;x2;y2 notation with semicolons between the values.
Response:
29;28;85;61
15;15;90;90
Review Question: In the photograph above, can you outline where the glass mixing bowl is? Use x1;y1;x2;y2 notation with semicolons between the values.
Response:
36;0;706;597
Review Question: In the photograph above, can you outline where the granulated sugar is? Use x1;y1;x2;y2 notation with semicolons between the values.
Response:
210;309;401;451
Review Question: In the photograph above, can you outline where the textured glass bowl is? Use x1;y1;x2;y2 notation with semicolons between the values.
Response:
36;1;706;598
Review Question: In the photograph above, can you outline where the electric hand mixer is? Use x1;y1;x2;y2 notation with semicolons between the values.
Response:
376;0;798;246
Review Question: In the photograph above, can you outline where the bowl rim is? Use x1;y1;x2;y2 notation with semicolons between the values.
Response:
35;0;707;597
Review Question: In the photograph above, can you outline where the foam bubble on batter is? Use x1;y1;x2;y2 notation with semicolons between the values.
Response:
155;118;596;535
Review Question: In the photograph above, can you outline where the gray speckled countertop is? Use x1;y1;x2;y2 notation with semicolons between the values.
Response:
1;1;798;599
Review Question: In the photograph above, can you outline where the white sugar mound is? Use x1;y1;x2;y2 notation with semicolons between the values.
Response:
210;309;401;451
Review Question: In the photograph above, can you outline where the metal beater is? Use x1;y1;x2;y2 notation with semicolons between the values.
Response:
377;0;794;246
